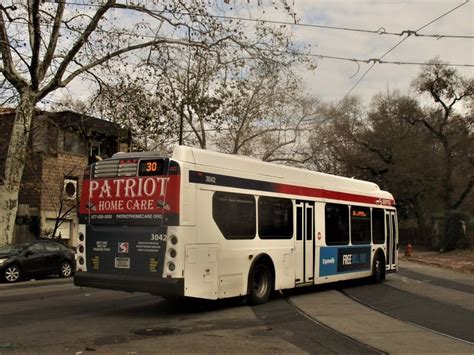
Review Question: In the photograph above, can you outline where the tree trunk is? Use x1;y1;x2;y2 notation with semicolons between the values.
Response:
0;92;37;246
442;144;454;210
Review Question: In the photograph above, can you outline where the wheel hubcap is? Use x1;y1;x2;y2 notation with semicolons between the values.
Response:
62;263;71;276
375;259;383;278
254;271;268;297
6;267;19;282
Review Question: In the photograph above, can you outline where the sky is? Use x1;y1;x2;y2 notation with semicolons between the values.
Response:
48;0;473;108
288;0;473;104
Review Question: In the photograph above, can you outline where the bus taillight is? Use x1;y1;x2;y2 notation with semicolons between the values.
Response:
76;228;86;272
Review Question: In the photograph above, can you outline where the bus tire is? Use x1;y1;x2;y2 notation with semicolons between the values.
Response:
248;262;273;305
372;252;385;283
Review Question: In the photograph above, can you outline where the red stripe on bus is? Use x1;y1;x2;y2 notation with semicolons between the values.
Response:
189;170;395;206
277;184;394;206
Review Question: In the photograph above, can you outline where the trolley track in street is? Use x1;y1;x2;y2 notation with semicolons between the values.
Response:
338;279;474;344
273;270;474;352
252;290;384;354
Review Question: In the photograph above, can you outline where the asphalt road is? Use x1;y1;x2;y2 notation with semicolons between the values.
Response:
0;281;374;353
0;261;472;353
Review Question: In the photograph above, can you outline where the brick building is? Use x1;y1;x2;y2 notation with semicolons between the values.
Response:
0;109;129;247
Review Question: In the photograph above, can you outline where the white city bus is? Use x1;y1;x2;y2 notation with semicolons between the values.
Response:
74;146;398;304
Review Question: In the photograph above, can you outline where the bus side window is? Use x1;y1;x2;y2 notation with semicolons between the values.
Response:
351;206;371;244
213;192;256;240
258;197;293;239
372;208;385;244
325;203;349;246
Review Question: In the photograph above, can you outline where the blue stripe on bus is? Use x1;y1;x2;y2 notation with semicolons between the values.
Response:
319;246;371;276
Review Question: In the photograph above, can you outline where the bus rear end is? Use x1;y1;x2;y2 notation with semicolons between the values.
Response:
74;154;183;297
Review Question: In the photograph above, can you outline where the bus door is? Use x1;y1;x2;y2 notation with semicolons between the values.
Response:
385;210;398;271
295;201;314;284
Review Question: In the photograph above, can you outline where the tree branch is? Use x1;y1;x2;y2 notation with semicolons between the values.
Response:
28;0;41;90
451;178;473;210
350;135;393;164
0;8;28;91
111;2;216;40
262;136;296;162
265;156;313;164
234;79;265;153
40;0;116;98
38;0;66;82
40;36;217;100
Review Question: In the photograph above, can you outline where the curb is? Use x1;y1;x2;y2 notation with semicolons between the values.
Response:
402;256;474;274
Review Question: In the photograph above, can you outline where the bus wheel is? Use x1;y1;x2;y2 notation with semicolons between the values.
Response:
372;253;385;283
248;263;272;305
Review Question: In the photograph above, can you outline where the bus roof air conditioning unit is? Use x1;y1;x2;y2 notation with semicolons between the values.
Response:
63;178;78;200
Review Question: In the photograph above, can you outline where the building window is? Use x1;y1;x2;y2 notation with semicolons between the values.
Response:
372;209;385;244
325;203;349;245
258;197;293;239
351;206;371;244
89;141;101;157
213;192;256;239
63;131;87;155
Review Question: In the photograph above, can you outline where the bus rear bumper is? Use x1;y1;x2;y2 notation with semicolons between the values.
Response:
74;272;184;297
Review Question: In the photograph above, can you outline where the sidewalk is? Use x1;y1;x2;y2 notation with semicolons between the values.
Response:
291;290;473;353
291;260;474;353
401;248;474;274
399;258;474;287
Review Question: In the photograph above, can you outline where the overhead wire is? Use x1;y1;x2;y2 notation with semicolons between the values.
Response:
5;0;473;72
340;0;471;101
4;0;472;108
52;0;474;40
6;20;474;69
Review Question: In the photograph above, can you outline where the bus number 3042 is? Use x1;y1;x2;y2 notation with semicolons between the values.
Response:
151;234;166;241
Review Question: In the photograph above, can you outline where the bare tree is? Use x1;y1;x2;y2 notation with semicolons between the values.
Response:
411;58;474;211
0;76;17;105
155;46;226;149
215;65;317;163
87;78;174;152
0;0;301;245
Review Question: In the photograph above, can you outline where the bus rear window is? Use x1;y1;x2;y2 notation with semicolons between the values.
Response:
138;159;165;176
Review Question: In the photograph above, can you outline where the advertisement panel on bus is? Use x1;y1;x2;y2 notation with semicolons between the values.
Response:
78;160;180;226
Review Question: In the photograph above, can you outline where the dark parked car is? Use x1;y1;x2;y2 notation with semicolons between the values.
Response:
0;240;75;283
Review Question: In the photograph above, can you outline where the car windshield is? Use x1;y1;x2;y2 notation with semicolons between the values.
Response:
0;243;30;254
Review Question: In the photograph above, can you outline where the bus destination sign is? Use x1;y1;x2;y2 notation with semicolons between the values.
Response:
138;159;165;176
